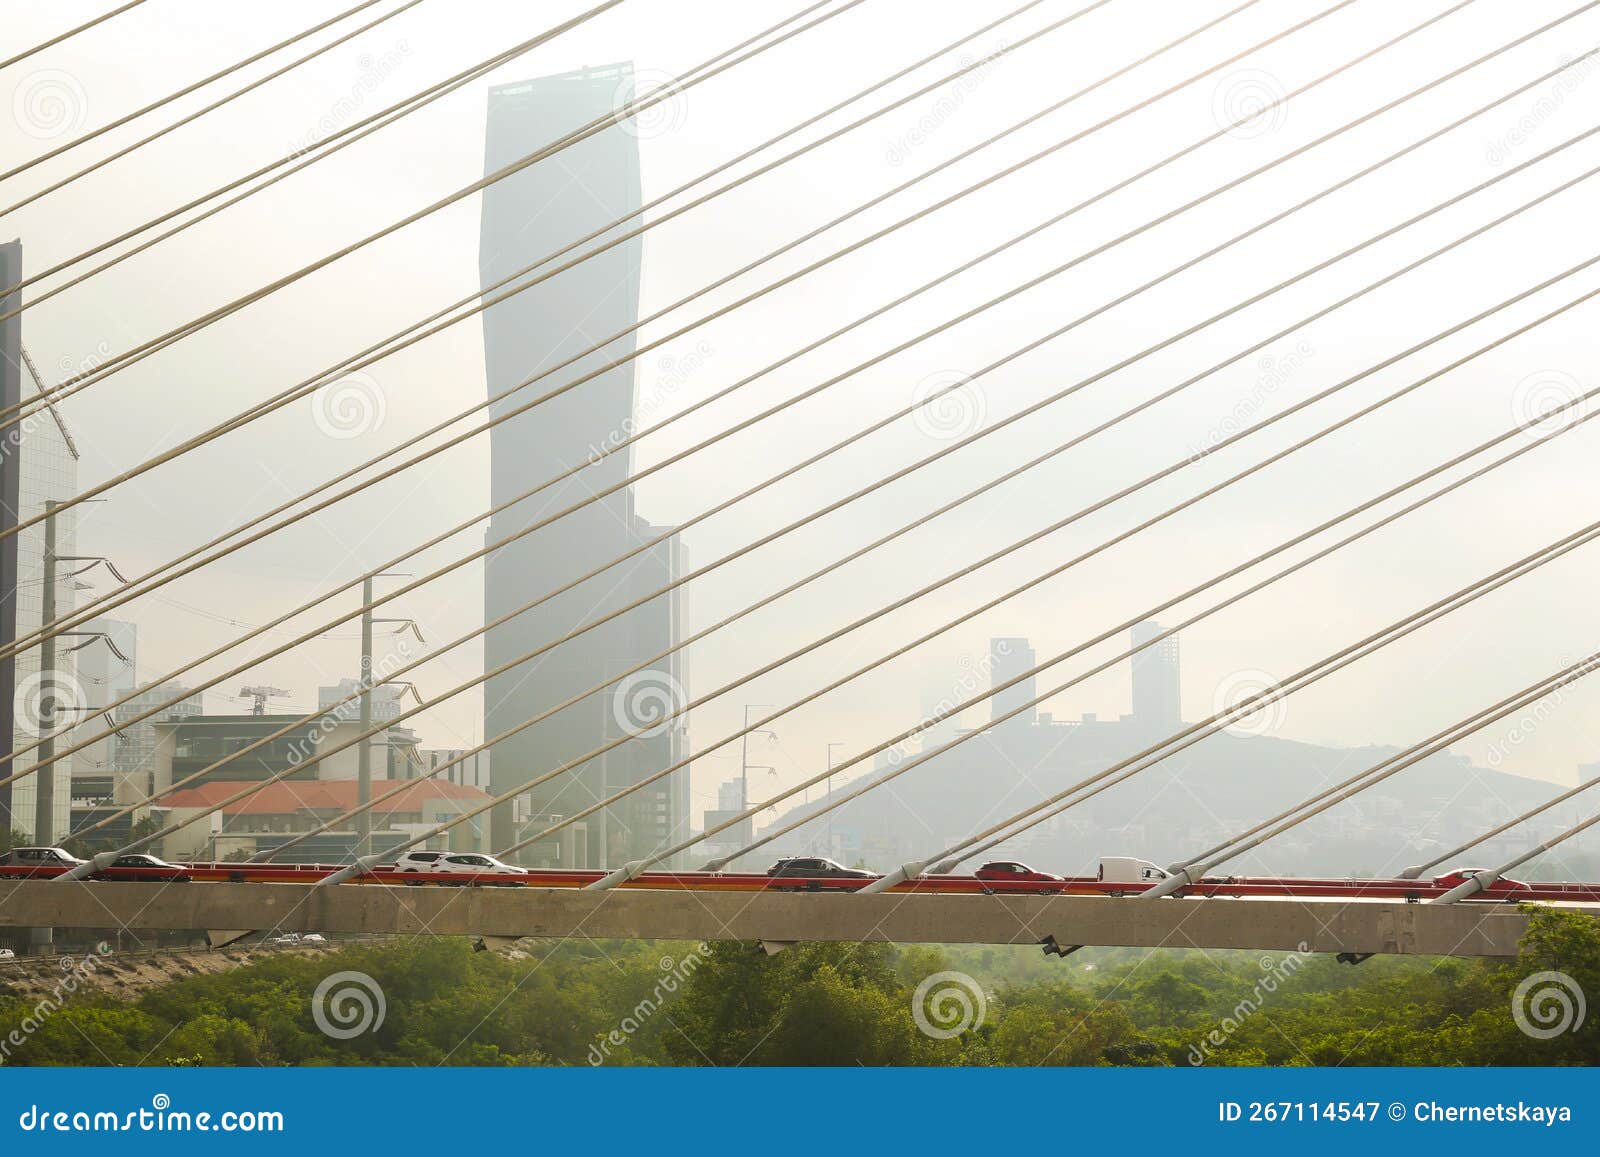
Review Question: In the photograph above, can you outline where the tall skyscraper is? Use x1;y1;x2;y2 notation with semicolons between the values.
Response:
479;64;687;867
1130;620;1181;732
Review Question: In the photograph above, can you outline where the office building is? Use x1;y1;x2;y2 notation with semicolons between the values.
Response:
478;64;688;867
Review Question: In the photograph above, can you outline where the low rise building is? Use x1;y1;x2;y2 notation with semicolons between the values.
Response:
153;777;491;862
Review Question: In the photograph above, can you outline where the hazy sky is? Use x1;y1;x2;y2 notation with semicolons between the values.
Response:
6;0;1600;829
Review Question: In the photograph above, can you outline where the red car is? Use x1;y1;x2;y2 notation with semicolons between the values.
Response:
1431;867;1529;896
975;860;1065;893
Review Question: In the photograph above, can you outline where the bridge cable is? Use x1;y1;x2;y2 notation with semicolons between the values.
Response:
0;0;1309;551
1;0;406;188
0;0;872;432
30;68;1598;852
267;243;1600;879
0;0;1516;732
0;0;977;306
1432;804;1600;902
1134;652;1600;898
26;24;1570;826
1399;778;1600;881
0;0;150;73
724;388;1600;876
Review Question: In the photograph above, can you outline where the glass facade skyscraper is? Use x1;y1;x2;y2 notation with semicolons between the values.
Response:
478;63;688;867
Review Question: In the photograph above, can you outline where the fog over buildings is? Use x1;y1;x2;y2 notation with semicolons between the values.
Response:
755;625;1598;877
4;1;1600;872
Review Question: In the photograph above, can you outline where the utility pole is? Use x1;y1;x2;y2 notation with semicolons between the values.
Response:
739;705;776;846
356;574;421;859
30;501;59;953
34;500;58;849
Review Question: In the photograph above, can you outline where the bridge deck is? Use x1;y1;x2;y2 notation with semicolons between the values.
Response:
0;880;1565;955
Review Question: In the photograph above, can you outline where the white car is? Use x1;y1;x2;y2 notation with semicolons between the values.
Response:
390;849;526;877
301;933;327;944
437;853;526;877
0;948;16;960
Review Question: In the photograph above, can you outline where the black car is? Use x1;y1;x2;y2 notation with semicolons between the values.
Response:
100;854;192;883
766;857;875;889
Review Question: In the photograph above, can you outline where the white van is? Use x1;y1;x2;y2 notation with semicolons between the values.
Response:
1098;856;1170;886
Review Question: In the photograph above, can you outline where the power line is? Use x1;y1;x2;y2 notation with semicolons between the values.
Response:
0;0;150;73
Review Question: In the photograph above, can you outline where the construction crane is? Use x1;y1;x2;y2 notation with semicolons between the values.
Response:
238;685;288;716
